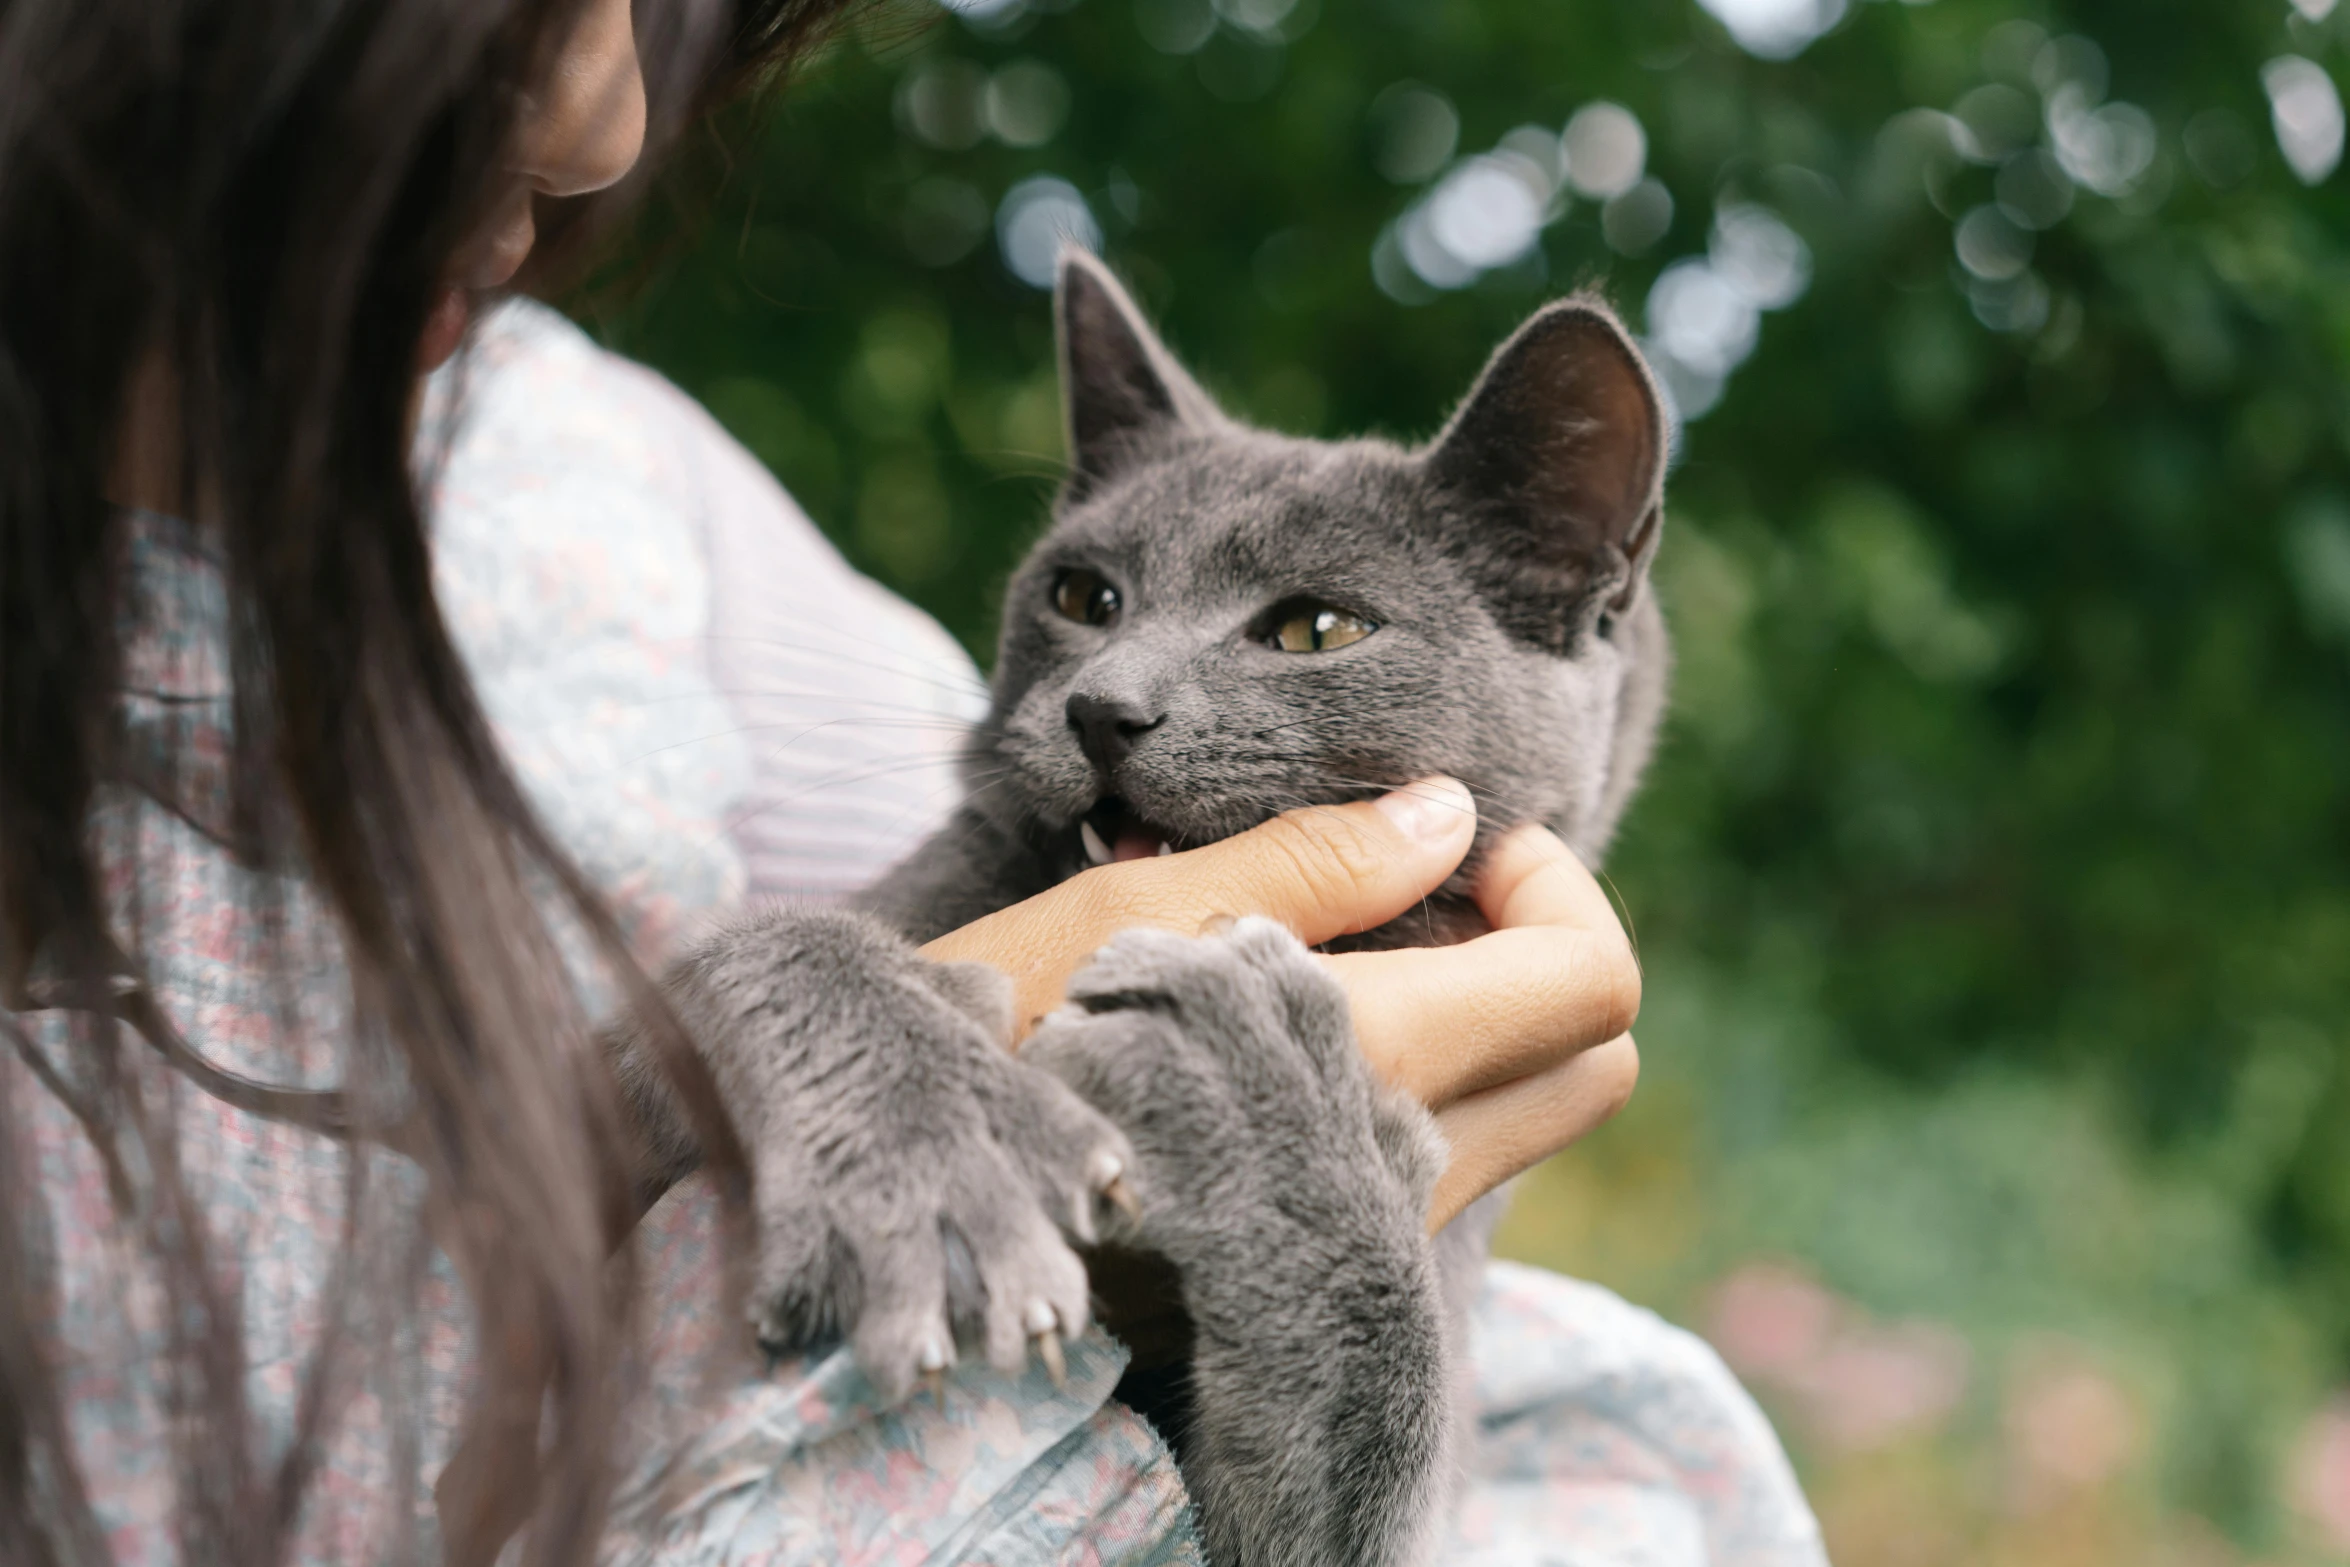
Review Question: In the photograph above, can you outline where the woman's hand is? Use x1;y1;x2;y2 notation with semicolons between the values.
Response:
919;778;1640;1229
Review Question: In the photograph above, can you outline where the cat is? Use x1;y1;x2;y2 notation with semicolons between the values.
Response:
611;250;1669;1567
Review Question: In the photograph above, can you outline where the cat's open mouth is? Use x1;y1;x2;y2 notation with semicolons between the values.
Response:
1079;796;1178;865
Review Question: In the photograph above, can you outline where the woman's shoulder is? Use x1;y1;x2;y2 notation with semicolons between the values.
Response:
420;299;984;937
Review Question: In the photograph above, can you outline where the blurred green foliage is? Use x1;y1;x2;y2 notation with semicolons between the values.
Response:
584;0;2350;1554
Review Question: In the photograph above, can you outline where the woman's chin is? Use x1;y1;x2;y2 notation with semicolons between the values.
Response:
417;289;471;372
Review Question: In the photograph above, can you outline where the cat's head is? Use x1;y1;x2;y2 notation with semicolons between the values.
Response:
974;249;1670;889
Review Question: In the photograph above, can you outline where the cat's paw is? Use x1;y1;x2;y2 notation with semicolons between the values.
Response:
1024;916;1457;1567
1023;916;1445;1272
743;990;1134;1396
667;911;1135;1402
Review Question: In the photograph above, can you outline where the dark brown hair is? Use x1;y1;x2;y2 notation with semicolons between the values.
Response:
0;1;852;1561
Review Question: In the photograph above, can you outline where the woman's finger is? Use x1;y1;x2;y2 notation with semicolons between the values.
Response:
1325;824;1640;1108
1426;1034;1640;1231
1114;775;1478;946
1473;821;1627;935
1323;920;1641;1109
922;777;1478;1031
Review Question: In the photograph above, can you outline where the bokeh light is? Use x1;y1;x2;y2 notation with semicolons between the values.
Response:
2046;86;2158;197
1953;205;2032;282
2264;55;2347;185
983;60;1070;148
1134;0;1217;54
1561;102;1647;200
1369;82;1460;185
1708;204;1811;312
1694;0;1849;60
1648;260;1757;394
1641;203;1810;429
1423;155;1546;272
994;176;1101;288
1601;178;1675;257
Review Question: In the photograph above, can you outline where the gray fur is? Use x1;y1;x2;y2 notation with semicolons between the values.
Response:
607;907;1129;1398
1025;918;1453;1567
616;251;1669;1563
863;250;1668;950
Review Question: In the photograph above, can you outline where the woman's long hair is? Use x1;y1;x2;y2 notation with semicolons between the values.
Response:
0;1;850;1561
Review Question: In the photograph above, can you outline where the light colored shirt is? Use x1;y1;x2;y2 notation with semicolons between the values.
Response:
14;298;1825;1567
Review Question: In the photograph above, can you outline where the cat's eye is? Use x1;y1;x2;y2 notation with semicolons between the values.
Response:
1266;602;1378;653
1052;568;1121;628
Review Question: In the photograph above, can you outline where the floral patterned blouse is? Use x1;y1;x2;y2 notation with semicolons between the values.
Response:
10;300;1826;1567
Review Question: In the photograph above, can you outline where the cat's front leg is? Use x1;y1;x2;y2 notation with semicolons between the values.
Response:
1025;918;1455;1567
606;907;1136;1398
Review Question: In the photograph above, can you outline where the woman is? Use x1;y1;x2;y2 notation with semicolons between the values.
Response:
0;1;1809;1562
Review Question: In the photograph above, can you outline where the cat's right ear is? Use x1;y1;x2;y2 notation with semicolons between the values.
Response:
1422;298;1666;651
1057;248;1222;498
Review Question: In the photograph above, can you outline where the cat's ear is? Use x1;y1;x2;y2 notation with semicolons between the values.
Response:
1057;248;1222;497
1423;299;1665;646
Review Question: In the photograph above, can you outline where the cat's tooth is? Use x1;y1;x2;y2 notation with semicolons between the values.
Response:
1022;1299;1058;1336
1080;820;1111;866
917;1336;949;1374
1155;840;1173;857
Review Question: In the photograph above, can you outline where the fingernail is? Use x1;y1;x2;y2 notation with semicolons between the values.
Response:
1374;777;1473;844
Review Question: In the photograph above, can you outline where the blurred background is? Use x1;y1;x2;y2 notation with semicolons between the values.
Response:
577;0;2350;1558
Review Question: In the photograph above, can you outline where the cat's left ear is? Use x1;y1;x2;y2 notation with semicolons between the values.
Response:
1057;248;1225;500
1423;299;1665;648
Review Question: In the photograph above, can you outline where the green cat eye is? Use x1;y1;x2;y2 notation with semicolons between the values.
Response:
1052;568;1121;628
1267;603;1378;653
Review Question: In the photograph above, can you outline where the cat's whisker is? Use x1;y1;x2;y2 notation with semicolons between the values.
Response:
697;629;993;699
619;714;970;770
711;700;981;726
714;756;990;842
495;686;979;724
1312;772;1539;827
1243;716;1326;741
1245;771;1492;824
1206;757;1521;823
1592;865;1644;972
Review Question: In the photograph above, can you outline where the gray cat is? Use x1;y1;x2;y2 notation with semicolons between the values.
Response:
613;251;1668;1567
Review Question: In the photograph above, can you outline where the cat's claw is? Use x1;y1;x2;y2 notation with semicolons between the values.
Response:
641;909;1132;1407
915;1334;952;1404
1087;1149;1142;1221
1025;1300;1069;1387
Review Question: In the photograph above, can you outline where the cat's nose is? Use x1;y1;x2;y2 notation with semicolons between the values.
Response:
1065;691;1164;775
